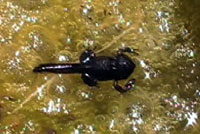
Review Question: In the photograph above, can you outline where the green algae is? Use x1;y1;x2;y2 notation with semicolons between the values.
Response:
0;0;200;134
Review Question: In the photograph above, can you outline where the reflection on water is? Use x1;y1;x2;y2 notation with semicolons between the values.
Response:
0;0;200;133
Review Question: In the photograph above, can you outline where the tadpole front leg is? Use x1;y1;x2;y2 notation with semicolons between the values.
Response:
117;47;139;55
113;79;135;93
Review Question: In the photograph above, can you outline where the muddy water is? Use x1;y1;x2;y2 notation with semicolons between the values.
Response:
0;0;200;134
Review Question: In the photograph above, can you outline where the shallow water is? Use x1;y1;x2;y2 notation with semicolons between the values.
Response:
0;0;200;134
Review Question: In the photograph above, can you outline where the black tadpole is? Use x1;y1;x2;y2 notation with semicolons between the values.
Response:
33;48;137;93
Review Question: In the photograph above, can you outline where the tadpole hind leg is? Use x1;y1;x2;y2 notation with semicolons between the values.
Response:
80;50;96;64
113;79;135;93
124;78;135;90
113;81;127;93
81;73;97;87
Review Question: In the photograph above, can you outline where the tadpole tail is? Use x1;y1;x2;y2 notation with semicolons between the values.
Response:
33;63;90;74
